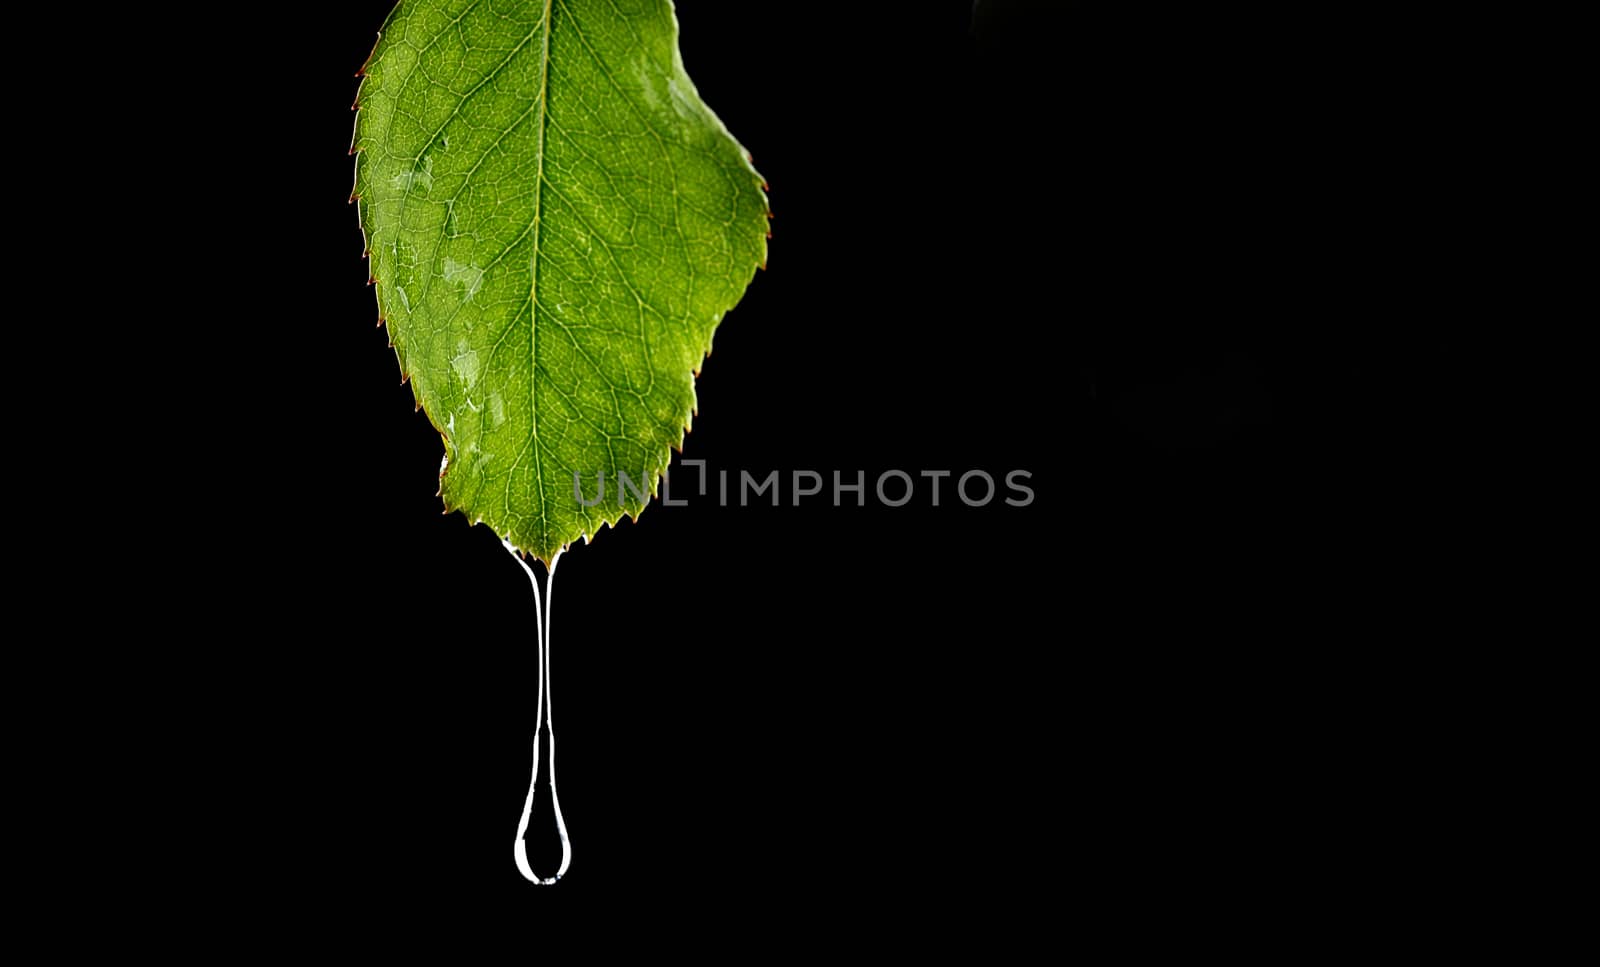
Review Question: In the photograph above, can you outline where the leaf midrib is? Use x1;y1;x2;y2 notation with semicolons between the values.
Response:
526;0;555;555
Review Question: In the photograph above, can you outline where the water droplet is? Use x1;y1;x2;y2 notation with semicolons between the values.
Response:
507;545;571;885
451;344;481;387
392;155;435;195
442;257;484;303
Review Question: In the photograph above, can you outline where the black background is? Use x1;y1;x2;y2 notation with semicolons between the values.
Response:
188;0;1366;935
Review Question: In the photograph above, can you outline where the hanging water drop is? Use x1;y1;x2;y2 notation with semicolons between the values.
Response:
506;542;571;885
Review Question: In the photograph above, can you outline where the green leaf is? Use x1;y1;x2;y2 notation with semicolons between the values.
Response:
353;0;768;562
